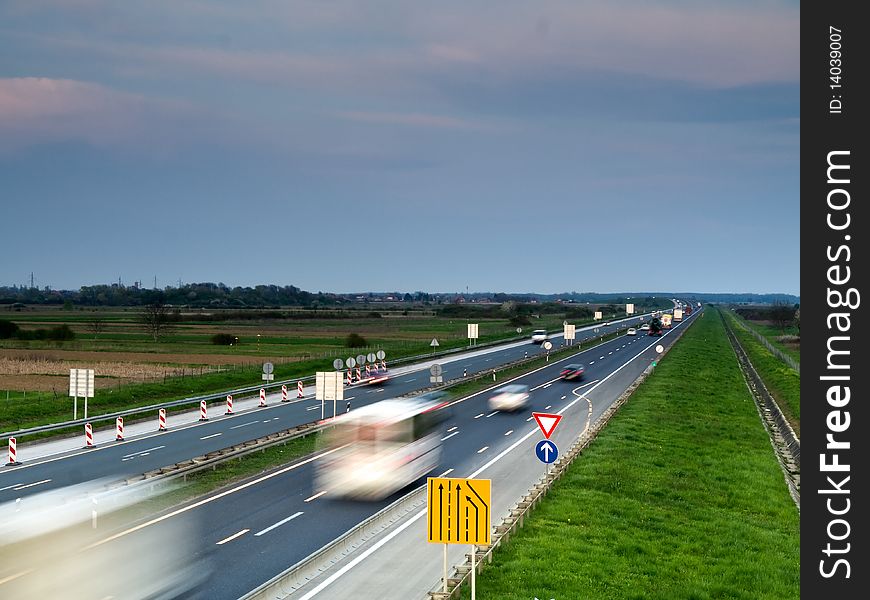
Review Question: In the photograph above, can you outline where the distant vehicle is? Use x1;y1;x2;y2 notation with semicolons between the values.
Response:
360;371;390;385
626;328;637;336
530;329;548;344
673;308;683;322
314;397;450;500
640;323;651;331
648;317;663;336
488;384;530;412
661;314;673;329
559;363;585;381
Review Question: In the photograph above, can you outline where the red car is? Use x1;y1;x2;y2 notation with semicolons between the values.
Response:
560;363;585;381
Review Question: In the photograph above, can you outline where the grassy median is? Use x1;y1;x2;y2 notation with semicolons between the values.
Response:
459;310;800;600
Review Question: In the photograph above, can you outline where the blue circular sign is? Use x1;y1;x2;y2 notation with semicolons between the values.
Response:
535;440;558;464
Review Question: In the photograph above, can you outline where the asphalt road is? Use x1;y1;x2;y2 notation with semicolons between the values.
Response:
0;315;646;504
0;308;697;599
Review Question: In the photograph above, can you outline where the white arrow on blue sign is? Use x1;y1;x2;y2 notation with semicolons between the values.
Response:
535;440;558;464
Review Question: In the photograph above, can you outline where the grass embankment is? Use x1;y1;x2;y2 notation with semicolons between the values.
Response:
720;308;800;436
460;309;800;600
730;311;801;365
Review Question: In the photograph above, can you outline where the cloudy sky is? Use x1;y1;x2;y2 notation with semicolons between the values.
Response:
0;0;799;295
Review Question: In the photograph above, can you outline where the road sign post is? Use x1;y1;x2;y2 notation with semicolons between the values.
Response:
429;363;443;385
467;323;479;347
430;338;439;354
69;368;95;420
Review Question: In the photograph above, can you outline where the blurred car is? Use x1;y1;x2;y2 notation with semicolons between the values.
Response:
559;363;585;381
626;328;637;336
640;323;650;331
360;370;390;385
488;384;530;412
530;329;548;344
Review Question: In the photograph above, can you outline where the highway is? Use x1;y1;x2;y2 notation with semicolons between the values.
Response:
1;307;698;599
0;315;642;504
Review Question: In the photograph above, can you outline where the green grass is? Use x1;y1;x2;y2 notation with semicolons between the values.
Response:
729;312;800;365
459;309;799;600
720;309;800;436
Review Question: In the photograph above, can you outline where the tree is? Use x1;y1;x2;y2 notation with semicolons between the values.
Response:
88;317;105;340
141;300;172;341
769;301;795;333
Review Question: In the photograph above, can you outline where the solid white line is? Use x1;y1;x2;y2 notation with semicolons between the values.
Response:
438;468;454;477
485;411;499;418
216;529;249;545
447;426;458;432
294;323;680;599
13;479;51;491
441;432;459;441
122;445;165;459
85;445;346;549
0;569;34;586
255;512;304;536
504;430;513;436
200;433;222;440
305;491;327;503
477;446;489;454
230;421;258;430
0;482;23;491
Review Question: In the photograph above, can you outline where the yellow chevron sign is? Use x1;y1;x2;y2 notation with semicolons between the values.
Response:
427;477;491;545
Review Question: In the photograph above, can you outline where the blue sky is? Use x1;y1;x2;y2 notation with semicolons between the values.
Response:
0;0;799;296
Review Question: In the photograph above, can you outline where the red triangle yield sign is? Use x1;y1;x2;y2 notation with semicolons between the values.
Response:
532;412;562;439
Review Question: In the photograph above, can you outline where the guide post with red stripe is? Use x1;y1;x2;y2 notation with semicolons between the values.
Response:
158;408;167;431
259;388;267;407
6;437;20;466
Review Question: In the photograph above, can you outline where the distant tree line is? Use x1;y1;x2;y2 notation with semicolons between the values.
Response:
0;319;75;341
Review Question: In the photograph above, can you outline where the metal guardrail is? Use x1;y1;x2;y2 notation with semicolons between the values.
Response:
2;318;640;440
426;314;697;599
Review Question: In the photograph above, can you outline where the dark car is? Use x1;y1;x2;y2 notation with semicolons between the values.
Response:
560;363;585;381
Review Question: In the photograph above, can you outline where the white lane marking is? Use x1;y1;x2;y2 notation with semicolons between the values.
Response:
441;432;459;441
255;511;304;536
85;445;346;549
0;483;23;491
292;331;677;599
474;413;484;419
346;396;355;401
306;405;320;411
542;383;552;389
13;479;51;491
600;356;605;359
464;364;473;367
531;376;562;391
447;426;458;432
122;445;165;459
375;388;384;393
438;468;454;477
230;421;258;430
305;491;327;503
216;529;249;545
477;446;489;454
485;411;499;418
608;352;613;355
526;416;534;422
561;395;567;400
504;430;513;436
404;378;416;382
589;361;595;364
0;568;35;586
484;358;491;361
200;433;222;440
545;405;551;410
572;379;600;391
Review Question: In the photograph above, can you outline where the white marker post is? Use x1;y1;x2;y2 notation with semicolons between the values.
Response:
471;543;476;600
443;544;448;593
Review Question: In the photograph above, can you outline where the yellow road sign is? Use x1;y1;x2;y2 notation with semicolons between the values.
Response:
427;477;491;545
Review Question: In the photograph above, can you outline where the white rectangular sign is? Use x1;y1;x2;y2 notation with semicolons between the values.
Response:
316;371;344;401
69;368;95;398
626;303;635;315
594;311;603;320
262;373;274;381
564;324;576;340
467;323;479;339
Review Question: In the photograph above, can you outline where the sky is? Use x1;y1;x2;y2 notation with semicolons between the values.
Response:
0;0;800;296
